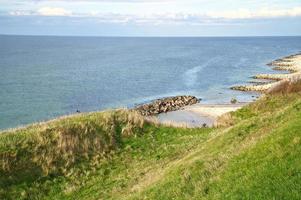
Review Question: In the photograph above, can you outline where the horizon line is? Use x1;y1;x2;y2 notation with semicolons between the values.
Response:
1;33;301;38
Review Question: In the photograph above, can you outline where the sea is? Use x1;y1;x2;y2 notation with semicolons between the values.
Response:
1;35;301;130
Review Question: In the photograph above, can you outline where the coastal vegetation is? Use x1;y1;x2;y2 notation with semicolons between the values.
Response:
1;77;301;199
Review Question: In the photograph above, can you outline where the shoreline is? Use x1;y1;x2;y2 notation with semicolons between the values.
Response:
153;103;247;128
2;53;300;131
154;52;301;128
231;53;301;92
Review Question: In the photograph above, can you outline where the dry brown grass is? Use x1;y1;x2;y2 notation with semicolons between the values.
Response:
215;113;235;128
0;109;145;180
267;77;301;95
144;116;190;128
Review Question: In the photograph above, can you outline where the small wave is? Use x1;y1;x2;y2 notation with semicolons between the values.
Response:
184;58;220;87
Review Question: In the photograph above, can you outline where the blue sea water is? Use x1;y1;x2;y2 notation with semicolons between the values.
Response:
1;35;301;130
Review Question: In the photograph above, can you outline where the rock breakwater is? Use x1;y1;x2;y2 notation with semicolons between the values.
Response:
134;96;200;116
231;53;301;92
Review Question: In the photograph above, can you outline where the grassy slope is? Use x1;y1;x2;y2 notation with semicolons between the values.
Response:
135;94;301;200
1;93;301;199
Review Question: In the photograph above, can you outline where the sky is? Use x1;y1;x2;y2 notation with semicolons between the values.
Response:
0;0;301;36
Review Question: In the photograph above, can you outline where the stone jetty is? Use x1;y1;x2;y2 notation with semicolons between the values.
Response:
134;95;200;116
231;53;301;92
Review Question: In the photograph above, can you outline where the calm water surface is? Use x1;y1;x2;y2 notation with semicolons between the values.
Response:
1;36;301;129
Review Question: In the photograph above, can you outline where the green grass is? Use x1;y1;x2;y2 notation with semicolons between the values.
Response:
1;94;301;199
133;94;301;200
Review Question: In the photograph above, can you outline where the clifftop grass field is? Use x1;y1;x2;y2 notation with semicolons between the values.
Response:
1;83;301;199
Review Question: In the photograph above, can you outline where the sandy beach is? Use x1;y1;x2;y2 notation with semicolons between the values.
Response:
154;103;246;128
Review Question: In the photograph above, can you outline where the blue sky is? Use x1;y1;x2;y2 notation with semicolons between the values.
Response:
1;0;301;36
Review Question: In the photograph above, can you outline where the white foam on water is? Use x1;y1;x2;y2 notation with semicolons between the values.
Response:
183;57;220;87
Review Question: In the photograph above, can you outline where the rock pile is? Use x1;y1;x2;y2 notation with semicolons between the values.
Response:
134;95;200;116
267;53;301;66
231;53;301;92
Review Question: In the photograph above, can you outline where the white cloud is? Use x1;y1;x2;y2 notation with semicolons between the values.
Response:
8;6;301;25
8;7;72;17
37;7;72;16
9;10;32;16
84;7;301;25
207;7;301;19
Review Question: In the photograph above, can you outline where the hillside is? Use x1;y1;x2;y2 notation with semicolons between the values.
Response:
1;87;301;199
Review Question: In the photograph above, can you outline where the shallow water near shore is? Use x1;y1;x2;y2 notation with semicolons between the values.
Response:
1;36;301;130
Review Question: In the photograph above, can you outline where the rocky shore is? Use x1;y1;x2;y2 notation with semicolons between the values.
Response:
135;53;301;127
134;95;200;116
231;53;301;92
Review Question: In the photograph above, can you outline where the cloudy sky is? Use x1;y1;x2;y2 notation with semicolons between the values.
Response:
1;0;301;36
